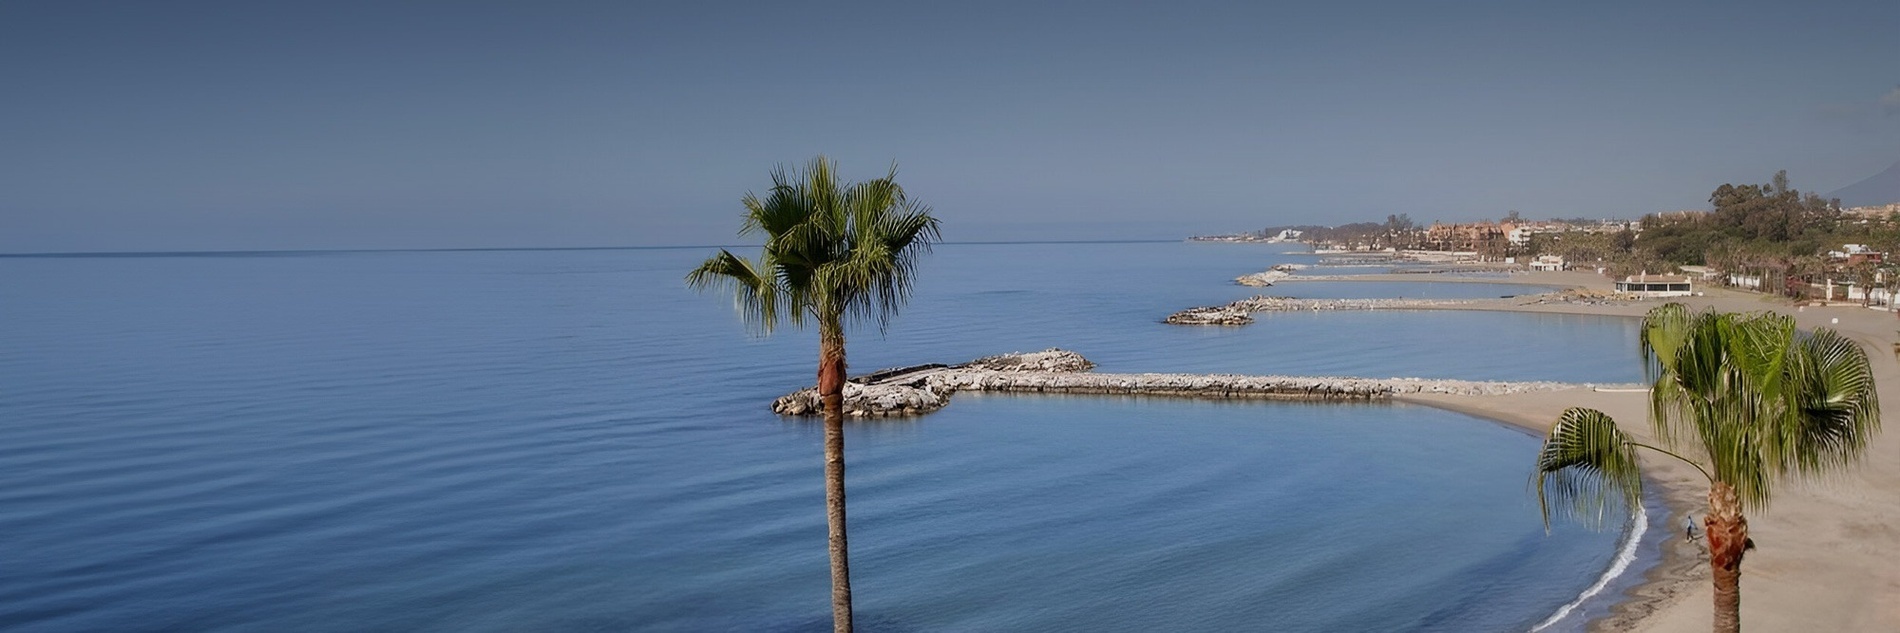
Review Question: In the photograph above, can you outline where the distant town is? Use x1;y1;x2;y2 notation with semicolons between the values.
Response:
1193;172;1900;305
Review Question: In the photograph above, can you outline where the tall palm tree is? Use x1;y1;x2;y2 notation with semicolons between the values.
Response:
1532;303;1880;633
687;156;939;633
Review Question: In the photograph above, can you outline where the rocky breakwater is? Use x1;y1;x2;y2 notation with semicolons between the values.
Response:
1166;295;1480;325
770;380;955;417
930;372;1604;399
1164;305;1254;325
932;371;1396;400
772;349;1616;416
771;349;1094;417
1234;264;1302;287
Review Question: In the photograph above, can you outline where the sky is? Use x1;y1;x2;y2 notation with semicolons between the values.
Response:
3;0;1899;252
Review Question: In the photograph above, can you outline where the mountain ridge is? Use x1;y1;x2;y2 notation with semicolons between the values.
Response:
1829;159;1900;207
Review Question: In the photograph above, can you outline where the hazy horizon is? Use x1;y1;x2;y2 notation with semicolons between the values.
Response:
5;1;1898;253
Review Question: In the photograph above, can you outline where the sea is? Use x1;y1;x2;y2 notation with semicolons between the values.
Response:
0;241;1658;632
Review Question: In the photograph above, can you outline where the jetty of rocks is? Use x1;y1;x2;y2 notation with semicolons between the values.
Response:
1273;272;1519;282
1166;295;1479;325
773;349;1618;417
1229;264;1308;286
1164;305;1255;325
1236;270;1289;287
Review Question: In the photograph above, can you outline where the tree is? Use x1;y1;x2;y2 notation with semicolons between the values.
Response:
1612;227;1637;252
687;156;940;633
1640;172;1843;269
1531;303;1879;633
1852;261;1877;306
1386;213;1415;232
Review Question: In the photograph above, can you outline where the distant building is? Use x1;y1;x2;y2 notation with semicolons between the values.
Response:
1507;220;1637;246
1678;265;1720;281
1827;243;1886;266
1528;255;1565;271
1422;221;1513;257
1615;274;1693;297
1843;203;1900;220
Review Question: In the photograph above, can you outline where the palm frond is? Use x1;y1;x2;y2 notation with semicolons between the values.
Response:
694;156;938;341
1638;304;1884;510
1771;327;1881;476
741;165;814;239
1645;305;1719;448
1639;302;1691;381
685;249;785;335
1647;310;1771;497
825;165;942;333
1640;303;1699;446
1532;407;1646;531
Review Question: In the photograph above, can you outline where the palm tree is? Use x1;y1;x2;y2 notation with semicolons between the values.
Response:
687;156;939;633
1532;303;1880;633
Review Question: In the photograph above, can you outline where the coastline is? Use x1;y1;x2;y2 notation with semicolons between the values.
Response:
1397;389;1707;633
1395;269;1900;632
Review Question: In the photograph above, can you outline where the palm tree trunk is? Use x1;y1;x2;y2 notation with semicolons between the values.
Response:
817;322;853;633
1705;482;1747;633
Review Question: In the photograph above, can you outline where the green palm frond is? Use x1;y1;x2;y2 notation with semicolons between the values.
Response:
1639;302;1691;381
1640;303;1699;446
1635;303;1883;511
1773;327;1881;476
1532;407;1646;531
832;172;938;333
688;155;940;339
1646;308;1771;505
740;163;822;240
685;249;784;335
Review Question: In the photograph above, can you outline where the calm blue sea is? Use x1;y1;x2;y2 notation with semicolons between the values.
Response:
0;242;1647;632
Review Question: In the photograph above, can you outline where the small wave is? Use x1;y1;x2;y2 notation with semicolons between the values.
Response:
1529;502;1647;632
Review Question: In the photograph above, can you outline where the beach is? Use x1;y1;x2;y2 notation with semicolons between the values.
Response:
1400;269;1900;632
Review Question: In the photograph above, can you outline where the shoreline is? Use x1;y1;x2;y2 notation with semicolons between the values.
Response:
813;261;1899;631
1395;269;1900;632
1398;390;1707;633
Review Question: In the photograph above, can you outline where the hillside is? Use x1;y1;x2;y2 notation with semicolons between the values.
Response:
1829;159;1900;207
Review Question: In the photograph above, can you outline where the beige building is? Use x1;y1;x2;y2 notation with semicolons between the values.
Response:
1615;274;1693;297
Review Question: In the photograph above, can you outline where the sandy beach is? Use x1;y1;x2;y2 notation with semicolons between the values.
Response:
1400;270;1900;632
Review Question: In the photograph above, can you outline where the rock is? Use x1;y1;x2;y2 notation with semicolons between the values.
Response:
962;348;1095;373
772;381;952;417
1167;295;1484;325
1235;270;1289;286
1165;306;1254;325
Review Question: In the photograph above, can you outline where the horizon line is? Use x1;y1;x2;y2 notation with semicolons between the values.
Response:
0;239;1188;258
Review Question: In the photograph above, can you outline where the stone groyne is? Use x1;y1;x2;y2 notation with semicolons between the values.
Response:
772;349;1094;417
931;371;1589;399
1166;296;1479;325
1235;264;1305;287
1274;272;1520;282
773;349;1616;417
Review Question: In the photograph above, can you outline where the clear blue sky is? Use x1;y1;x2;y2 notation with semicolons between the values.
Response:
3;0;1897;252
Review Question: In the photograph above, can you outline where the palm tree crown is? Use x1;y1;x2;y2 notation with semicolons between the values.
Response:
687;156;940;336
1536;304;1880;522
1533;302;1879;633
